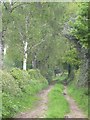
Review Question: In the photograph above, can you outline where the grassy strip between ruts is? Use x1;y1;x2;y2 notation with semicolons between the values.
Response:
46;84;70;118
67;82;88;117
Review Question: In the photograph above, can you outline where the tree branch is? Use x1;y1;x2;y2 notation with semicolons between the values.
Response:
64;34;82;52
11;3;24;12
31;39;46;50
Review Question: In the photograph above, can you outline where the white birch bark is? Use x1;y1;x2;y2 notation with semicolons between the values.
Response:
22;15;29;70
4;44;8;56
23;41;28;70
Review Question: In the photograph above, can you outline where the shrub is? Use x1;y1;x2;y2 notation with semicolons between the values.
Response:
2;68;48;118
2;70;22;96
28;69;48;89
10;68;31;93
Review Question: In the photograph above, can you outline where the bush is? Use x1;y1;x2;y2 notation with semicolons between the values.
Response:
2;68;48;118
28;69;48;87
2;70;22;96
1;70;22;117
53;72;68;83
10;68;31;93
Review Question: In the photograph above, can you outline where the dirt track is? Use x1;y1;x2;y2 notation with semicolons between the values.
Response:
64;85;87;118
16;85;53;118
15;84;87;118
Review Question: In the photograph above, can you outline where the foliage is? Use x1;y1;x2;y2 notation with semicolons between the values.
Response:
2;2;69;76
46;84;70;118
53;72;68;83
68;81;88;116
2;69;48;118
28;69;48;89
62;46;80;67
2;70;22;96
1;2;89;118
75;61;88;86
66;3;89;86
28;69;48;83
45;68;54;84
69;3;88;49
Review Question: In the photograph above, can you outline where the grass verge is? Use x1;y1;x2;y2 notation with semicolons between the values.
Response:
67;82;88;117
46;84;70;118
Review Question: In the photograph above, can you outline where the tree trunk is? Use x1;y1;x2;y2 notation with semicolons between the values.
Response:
0;5;3;69
68;64;71;78
0;39;3;69
23;41;28;70
4;44;8;56
32;54;36;69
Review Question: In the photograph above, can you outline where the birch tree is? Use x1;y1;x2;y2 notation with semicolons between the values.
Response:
2;2;25;69
2;2;69;72
5;3;47;70
0;2;3;69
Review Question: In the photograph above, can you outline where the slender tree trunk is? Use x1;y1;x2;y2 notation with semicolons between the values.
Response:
0;4;3;69
32;54;36;69
32;59;36;69
0;39;3;69
23;41;28;70
68;64;71;78
4;44;8;56
22;15;29;70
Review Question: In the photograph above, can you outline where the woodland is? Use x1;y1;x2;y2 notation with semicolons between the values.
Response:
0;2;89;118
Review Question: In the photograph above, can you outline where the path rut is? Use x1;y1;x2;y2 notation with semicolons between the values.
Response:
15;85;53;118
64;85;87;118
15;84;87;118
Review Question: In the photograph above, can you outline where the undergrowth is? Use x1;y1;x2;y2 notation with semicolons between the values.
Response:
67;82;88;117
67;69;88;117
53;72;68;83
1;68;48;118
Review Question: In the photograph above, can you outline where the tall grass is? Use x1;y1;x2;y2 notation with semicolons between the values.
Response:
67;82;88;117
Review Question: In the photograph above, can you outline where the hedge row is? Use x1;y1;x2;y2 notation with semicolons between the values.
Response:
1;68;48;118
